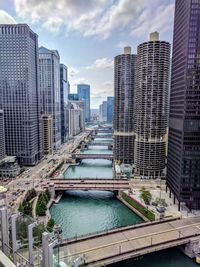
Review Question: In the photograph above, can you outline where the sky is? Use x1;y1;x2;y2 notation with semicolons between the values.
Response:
0;0;175;108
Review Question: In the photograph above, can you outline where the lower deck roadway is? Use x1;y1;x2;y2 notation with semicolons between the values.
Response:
58;217;200;266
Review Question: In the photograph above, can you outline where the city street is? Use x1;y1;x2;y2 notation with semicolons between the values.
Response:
3;130;91;214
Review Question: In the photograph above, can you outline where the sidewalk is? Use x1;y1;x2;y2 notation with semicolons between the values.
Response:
130;184;200;219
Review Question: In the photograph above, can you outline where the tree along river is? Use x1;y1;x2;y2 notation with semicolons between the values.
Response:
50;138;198;267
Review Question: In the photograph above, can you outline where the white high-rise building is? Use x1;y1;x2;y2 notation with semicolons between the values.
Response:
39;47;61;150
68;101;84;137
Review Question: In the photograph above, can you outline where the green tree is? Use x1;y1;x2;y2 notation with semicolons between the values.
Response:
140;187;152;205
36;190;51;216
18;200;32;215
33;224;46;244
47;218;55;232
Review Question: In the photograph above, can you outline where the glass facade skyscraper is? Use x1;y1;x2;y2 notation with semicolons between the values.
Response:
0;110;5;161
68;94;79;101
0;24;43;166
60;64;69;143
166;0;200;209
77;84;90;122
102;101;107;122
114;47;137;164
39;46;61;150
107;96;114;124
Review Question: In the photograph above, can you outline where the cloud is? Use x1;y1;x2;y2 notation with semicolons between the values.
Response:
91;81;113;98
0;10;17;24
131;3;174;38
68;67;80;77
14;0;111;36
117;41;130;49
86;58;113;70
69;77;87;92
13;0;174;39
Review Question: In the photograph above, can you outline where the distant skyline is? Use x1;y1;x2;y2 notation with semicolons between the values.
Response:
0;0;175;108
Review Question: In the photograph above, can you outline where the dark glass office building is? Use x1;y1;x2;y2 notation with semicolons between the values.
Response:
0;24;43;166
77;84;90;122
60;64;69;143
68;94;79;101
0;110;5;161
107;96;114;124
166;0;200;209
39;46;61;150
114;47;137;164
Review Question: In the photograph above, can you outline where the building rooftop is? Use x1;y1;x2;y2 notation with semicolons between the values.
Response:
0;156;17;165
0;186;7;194
39;46;59;58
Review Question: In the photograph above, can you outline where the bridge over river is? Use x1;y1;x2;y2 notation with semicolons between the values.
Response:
89;142;113;146
72;153;113;160
47;178;130;191
95;129;113;133
92;134;113;139
59;216;200;266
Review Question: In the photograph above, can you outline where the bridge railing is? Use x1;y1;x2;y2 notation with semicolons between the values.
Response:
60;217;180;245
72;154;113;159
50;178;128;181
58;228;200;266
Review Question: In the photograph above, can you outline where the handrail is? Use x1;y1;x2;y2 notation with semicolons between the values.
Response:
0;250;17;267
60;217;180;245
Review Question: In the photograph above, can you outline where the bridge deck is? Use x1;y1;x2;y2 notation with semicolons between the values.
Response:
50;178;128;183
73;154;113;160
89;143;113;146
48;179;130;191
95;130;113;133
93;135;113;138
59;217;200;266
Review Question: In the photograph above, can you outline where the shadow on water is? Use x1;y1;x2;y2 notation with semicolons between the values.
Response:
64;190;115;199
109;248;198;267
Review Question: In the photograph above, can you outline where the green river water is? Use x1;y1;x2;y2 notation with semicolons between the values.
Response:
50;137;198;267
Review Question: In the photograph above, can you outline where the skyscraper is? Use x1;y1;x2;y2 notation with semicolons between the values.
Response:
166;0;200;210
102;101;107;122
68;93;79;101
99;103;103;122
39;47;61;150
77;84;90;122
68;101;85;137
42;114;52;155
134;32;170;178
0;110;5;161
114;47;137;164
107;96;114;124
0;24;43;165
60;64;69;143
